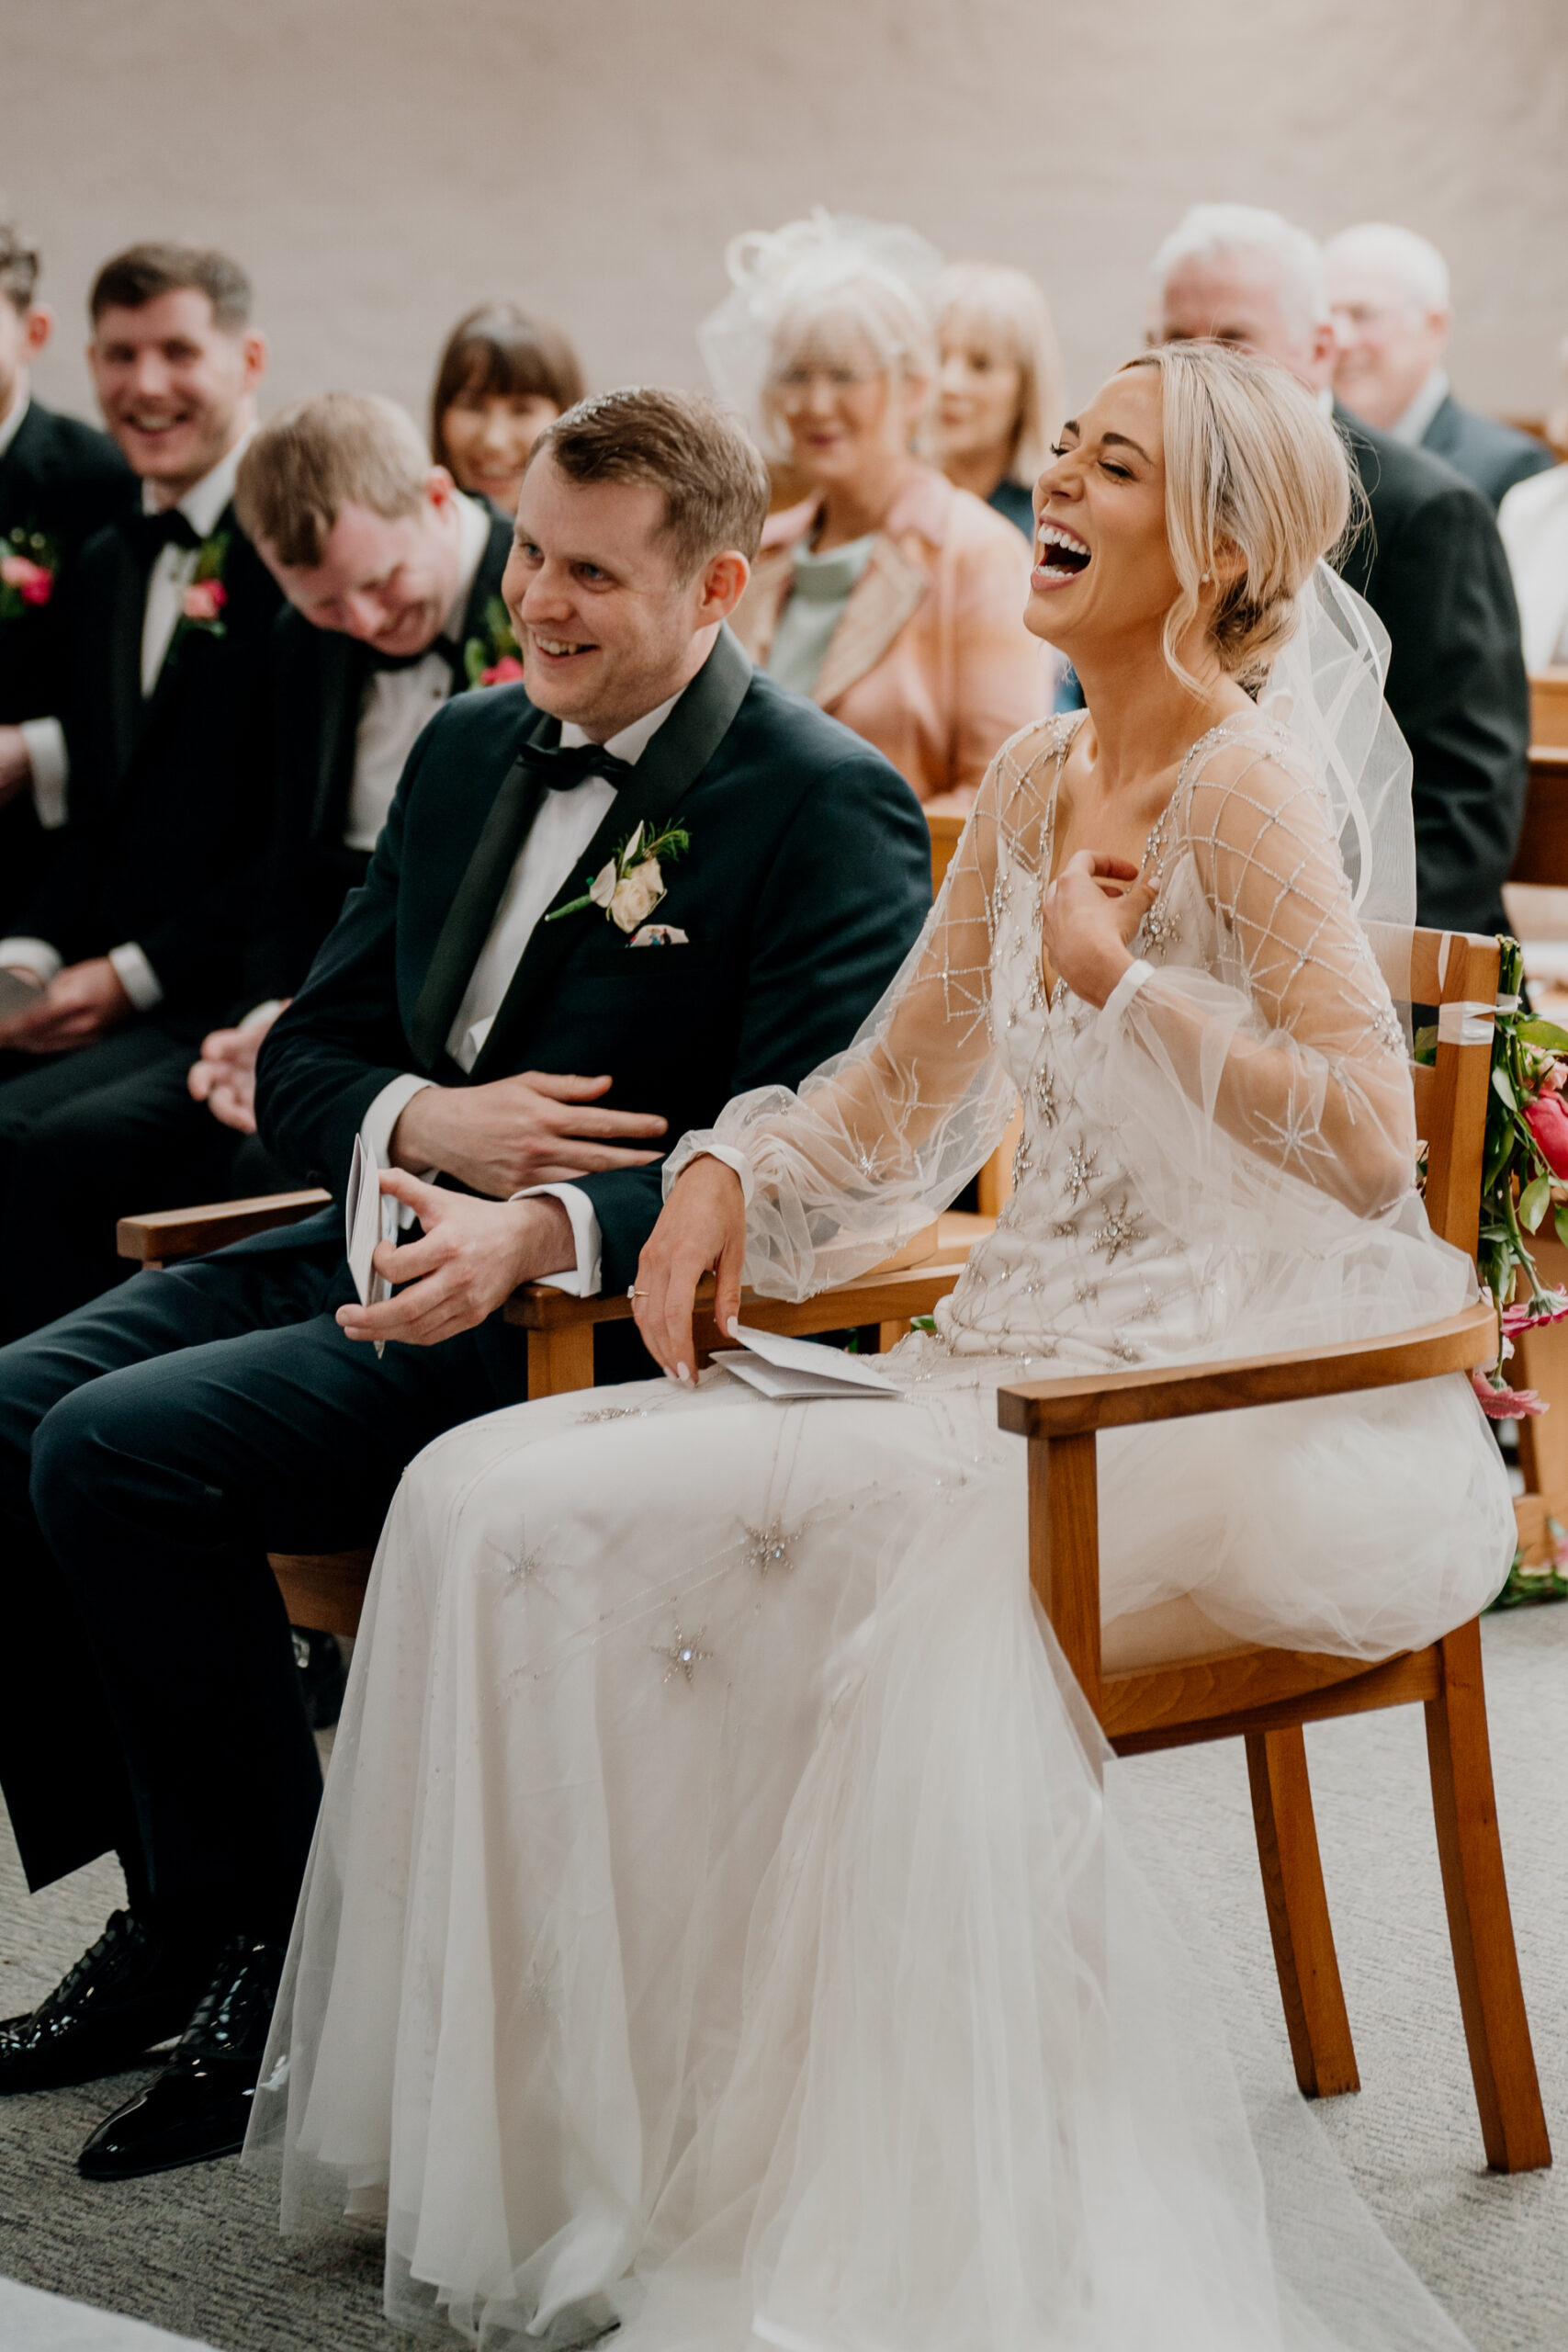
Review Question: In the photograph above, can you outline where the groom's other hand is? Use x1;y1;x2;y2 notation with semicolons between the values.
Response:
633;1154;747;1381
335;1170;574;1347
390;1070;667;1198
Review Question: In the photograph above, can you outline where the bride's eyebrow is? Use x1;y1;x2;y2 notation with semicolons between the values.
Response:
1100;431;1152;462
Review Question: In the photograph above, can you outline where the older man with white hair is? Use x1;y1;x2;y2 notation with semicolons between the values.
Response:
1152;201;1530;939
1325;221;1554;509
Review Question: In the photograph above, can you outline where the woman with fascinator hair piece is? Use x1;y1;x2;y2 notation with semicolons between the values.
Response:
247;345;1515;2351
709;212;1044;806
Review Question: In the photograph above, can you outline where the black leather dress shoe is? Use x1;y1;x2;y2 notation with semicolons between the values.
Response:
77;1932;286;2181
0;1911;216;2095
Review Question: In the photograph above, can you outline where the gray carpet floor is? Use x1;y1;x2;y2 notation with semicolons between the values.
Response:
2;1611;1565;2352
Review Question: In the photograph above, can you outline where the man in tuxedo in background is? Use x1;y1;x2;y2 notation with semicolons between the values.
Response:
0;392;515;1342
0;220;133;926
1152;203;1531;938
1325;222;1556;512
0;243;282;1335
0;388;933;2180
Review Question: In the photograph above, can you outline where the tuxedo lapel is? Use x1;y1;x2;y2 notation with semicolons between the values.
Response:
105;526;147;778
409;702;558;1069
469;624;753;1080
310;635;370;844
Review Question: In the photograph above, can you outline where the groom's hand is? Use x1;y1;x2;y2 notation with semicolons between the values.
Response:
334;1170;573;1347
391;1070;667;1196
633;1154;747;1381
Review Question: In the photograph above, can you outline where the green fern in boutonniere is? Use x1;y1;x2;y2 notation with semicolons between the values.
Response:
1;523;60;619
168;528;231;652
546;819;690;935
463;595;524;687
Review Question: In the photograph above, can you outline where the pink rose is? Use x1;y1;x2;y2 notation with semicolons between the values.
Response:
479;655;525;685
1526;1089;1568;1181
182;578;228;623
2;554;53;605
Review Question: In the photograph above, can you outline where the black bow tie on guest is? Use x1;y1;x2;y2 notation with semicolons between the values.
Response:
363;635;465;678
130;507;203;561
520;740;637;791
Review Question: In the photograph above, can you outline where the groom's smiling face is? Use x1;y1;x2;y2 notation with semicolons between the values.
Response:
504;453;730;743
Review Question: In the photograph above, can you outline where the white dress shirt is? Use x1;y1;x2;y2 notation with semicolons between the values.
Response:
1386;366;1450;449
0;384;28;459
0;433;254;1006
359;687;683;1295
343;491;491;853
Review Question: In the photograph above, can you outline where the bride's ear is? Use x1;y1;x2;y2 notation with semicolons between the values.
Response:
1201;539;1249;598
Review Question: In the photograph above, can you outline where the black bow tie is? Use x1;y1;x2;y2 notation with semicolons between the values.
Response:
364;634;464;677
522;740;637;791
130;506;203;560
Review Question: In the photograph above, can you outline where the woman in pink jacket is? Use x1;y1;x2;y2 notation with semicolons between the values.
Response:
705;215;1045;807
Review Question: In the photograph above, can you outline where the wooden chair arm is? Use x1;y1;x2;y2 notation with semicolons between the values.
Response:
997;1300;1498;1441
117;1188;333;1269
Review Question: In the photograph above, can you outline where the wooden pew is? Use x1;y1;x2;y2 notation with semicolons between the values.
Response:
1530;669;1568;751
1510;744;1568;887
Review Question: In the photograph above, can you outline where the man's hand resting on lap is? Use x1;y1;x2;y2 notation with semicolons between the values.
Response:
336;1172;575;1348
187;1001;287;1134
632;1153;747;1382
390;1069;667;1195
0;957;133;1053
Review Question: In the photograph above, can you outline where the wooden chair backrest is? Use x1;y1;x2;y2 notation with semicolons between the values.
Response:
1531;668;1568;750
1366;924;1499;1264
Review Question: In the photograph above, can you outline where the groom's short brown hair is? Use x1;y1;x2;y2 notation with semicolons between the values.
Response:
528;388;770;578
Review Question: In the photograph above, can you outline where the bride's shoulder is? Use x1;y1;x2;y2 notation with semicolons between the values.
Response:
984;710;1080;817
1177;713;1326;846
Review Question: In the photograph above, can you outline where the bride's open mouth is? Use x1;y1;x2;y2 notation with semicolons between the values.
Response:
1032;521;1091;592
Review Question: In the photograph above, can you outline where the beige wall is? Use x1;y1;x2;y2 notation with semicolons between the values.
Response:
9;0;1568;443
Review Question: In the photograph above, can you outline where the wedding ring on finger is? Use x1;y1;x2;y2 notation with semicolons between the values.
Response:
626;1285;650;1300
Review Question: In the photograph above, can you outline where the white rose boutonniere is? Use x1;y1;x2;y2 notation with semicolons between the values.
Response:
547;819;691;936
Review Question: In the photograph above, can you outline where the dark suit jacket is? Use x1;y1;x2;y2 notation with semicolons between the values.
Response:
1334;410;1530;934
255;626;933;1331
241;504;515;1007
14;502;284;1033
0;401;134;922
1421;393;1556;513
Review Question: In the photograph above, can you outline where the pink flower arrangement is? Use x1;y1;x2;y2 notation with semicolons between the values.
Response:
1472;1367;1546;1420
479;654;525;686
0;553;52;606
182;579;228;624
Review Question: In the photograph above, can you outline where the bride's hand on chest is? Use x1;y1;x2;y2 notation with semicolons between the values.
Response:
1040;851;1157;1009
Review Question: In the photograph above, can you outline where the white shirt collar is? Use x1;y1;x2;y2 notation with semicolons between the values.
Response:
1387;366;1450;447
0;385;29;461
559;684;683;765
444;490;491;638
140;422;255;541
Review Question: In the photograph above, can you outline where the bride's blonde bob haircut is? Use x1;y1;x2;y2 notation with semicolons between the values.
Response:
1122;344;1359;694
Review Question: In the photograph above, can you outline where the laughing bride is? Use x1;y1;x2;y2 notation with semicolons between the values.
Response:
246;343;1515;2350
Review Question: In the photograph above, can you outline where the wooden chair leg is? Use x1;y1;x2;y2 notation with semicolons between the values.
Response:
526;1323;596;1397
1424;1618;1551;2171
1246;1726;1359;2099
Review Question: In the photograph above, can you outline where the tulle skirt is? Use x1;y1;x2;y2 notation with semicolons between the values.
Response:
244;1362;1513;2349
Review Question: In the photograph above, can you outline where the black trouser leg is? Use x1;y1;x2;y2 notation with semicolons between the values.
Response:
13;1238;507;1932
0;1025;243;1342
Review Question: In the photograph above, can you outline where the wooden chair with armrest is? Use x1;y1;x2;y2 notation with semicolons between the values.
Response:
997;923;1551;2173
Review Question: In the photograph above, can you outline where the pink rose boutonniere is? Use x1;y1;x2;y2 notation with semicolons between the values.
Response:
167;528;231;656
1;526;59;618
464;596;525;689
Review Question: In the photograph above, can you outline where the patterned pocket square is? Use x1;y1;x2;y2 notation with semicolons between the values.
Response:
628;925;689;948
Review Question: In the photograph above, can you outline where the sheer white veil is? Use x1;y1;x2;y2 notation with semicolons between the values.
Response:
1258;561;1417;931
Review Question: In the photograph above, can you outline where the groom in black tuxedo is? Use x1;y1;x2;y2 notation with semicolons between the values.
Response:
0;220;134;926
0;387;933;2178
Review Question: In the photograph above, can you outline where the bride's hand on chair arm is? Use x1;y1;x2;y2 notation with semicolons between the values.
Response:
1042;853;1156;1009
633;1154;748;1382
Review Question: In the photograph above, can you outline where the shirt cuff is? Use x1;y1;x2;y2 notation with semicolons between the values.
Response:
1096;957;1156;1035
660;1135;755;1205
107;941;163;1012
19;719;67;827
361;1073;435;1229
0;935;62;985
516;1182;602;1295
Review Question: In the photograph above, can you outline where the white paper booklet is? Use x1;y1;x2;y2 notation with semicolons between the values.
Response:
711;1322;902;1401
345;1132;396;1358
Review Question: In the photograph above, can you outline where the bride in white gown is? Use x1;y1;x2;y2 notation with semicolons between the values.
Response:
245;344;1516;2350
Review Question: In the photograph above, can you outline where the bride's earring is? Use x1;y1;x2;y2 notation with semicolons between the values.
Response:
1201;570;1213;583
